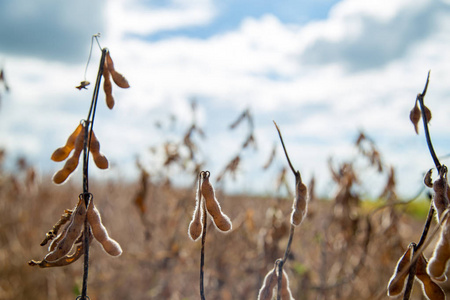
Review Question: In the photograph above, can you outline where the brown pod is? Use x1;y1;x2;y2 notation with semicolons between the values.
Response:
89;131;109;169
424;169;433;188
106;51;130;89
52;127;85;184
416;253;445;300
427;223;450;281
44;198;86;262
103;62;115;109
87;201;122;256
433;175;449;222
279;268;293;300
51;123;83;161
258;267;277;300
410;99;421;134
387;246;412;296
201;172;232;232
291;179;308;226
188;179;203;241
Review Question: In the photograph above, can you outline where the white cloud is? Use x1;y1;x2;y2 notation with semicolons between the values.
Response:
2;0;450;198
105;0;216;41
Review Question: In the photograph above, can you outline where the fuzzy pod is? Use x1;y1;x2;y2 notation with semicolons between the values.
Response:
433;176;449;222
201;173;232;232
89;130;109;169
279;268;294;300
52;126;85;184
258;267;277;300
424;169;433;188
106;51;130;89
291;179;308;226
387;246;412;297
51;123;83;162
427;222;450;281
44;199;86;262
188;180;203;241
410;99;421;134
103;62;115;109
415;253;445;300
87;201;122;256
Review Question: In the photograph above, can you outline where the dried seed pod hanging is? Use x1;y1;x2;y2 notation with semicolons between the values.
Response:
188;175;203;241
387;245;412;297
51;123;83;162
106;51;130;89
410;98;421;134
415;253;445;300
103;60;115;109
201;171;232;232
87;200;122;256
52;125;86;184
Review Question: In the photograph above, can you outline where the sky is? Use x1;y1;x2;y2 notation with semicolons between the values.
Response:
1;0;450;199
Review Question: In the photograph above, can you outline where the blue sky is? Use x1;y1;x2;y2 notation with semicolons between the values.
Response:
1;0;450;198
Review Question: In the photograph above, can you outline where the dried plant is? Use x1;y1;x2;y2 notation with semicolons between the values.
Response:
28;34;128;300
257;121;310;300
216;108;257;183
188;171;232;300
385;71;449;300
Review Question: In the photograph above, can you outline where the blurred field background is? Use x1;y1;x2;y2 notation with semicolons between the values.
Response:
0;144;447;300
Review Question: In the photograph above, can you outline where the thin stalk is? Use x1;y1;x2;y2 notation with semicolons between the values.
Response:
273;121;297;176
416;71;441;172
79;47;107;300
200;197;207;300
277;224;295;300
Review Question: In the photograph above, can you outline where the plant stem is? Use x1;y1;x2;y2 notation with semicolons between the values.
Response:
200;196;207;300
277;224;295;300
79;47;106;300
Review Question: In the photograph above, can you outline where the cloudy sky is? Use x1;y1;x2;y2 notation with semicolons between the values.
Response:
1;0;450;198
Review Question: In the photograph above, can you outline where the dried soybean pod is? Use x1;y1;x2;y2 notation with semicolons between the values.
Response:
106;51;130;89
410;98;421;134
427;221;450;281
44;197;86;262
415;253;445;300
424;169;433;188
52;125;85;184
201;171;232;232
51;123;83;162
30;242;85;268
279;268;293;300
258;267;277;300
387;245;412;297
291;173;308;226
89;130;109;169
103;61;115;109
87;201;122;256
188;175;203;241
433;172;449;222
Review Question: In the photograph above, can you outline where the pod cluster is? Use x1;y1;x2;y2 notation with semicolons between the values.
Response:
51;123;109;184
387;244;444;299
188;171;232;241
103;50;130;109
257;261;293;300
29;196;122;268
